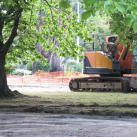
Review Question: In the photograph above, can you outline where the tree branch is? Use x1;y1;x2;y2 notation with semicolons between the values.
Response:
30;4;34;26
0;12;4;50
2;8;23;53
44;0;54;24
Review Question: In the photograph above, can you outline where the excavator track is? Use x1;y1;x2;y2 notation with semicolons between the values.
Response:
69;77;132;92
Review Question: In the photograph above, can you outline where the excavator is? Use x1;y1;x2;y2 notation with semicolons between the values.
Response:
69;35;137;92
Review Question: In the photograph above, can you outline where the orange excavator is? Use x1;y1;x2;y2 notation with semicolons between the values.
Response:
69;35;137;92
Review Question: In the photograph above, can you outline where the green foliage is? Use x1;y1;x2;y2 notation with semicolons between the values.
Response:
5;63;21;74
59;0;71;9
36;60;52;72
82;10;91;20
60;0;137;49
81;12;111;51
26;62;33;71
83;0;96;7
109;13;137;46
2;0;137;76
5;63;13;74
1;0;95;70
26;60;52;72
65;61;82;72
12;71;24;76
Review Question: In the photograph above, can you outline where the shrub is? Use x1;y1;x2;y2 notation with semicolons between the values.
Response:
26;60;52;72
26;62;33;71
65;61;82;72
36;60;52;72
5;63;13;74
12;71;24;75
5;63;20;74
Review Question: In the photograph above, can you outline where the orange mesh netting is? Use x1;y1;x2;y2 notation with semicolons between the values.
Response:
7;71;99;84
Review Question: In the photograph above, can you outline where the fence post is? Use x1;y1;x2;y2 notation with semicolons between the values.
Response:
62;71;64;83
23;73;26;84
40;72;41;87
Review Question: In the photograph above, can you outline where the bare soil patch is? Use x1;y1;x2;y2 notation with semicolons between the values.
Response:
1;103;137;117
0;96;137;117
1;113;137;137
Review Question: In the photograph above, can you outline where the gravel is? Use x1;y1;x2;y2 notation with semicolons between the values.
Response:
0;113;137;137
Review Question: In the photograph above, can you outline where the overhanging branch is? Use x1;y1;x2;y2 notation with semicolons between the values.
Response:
2;8;23;53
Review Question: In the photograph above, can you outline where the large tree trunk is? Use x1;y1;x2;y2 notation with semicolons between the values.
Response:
0;7;22;98
0;55;13;97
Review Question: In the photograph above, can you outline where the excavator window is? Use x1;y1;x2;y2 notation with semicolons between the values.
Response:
108;37;117;43
133;43;137;68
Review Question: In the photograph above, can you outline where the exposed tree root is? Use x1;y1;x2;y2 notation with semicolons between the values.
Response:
0;89;22;99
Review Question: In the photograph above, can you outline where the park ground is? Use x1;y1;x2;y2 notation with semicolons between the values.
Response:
1;84;137;136
1;112;137;137
0;84;137;117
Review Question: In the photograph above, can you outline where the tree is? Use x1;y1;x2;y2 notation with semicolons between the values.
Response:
60;0;137;48
0;0;92;97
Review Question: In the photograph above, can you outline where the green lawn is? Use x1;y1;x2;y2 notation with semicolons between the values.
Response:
1;91;137;115
19;91;137;106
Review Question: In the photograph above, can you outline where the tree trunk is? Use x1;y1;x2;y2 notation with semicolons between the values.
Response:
49;52;54;65
0;7;23;98
32;61;37;74
0;55;13;97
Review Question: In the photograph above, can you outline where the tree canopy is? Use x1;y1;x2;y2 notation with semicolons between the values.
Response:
1;0;93;67
60;0;137;49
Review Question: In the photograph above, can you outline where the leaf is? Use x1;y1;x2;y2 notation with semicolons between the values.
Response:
94;1;104;10
83;0;96;7
131;11;134;16
126;14;132;18
107;6;115;14
124;18;132;27
59;0;71;9
81;10;91;20
116;6;125;14
133;23;137;33
118;0;126;5
127;6;132;11
131;18;136;25
104;1;111;9
133;7;137;12
118;51;121;55
129;48;133;51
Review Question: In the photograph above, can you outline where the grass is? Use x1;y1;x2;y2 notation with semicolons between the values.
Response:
1;91;137;115
18;91;137;106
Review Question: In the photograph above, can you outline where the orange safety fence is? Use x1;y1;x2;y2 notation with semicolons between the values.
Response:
7;71;137;85
6;71;98;84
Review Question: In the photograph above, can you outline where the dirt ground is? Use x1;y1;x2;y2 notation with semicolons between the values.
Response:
0;113;137;137
0;84;137;137
8;83;71;92
0;112;137;137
